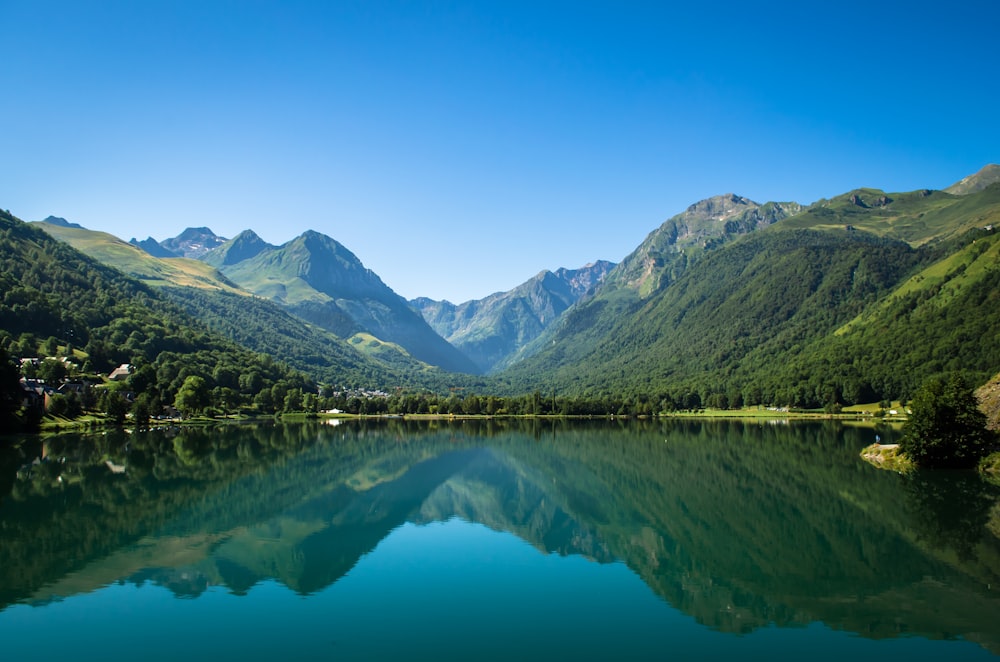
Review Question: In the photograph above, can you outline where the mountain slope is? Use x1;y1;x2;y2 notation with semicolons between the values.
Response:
502;194;803;371
498;179;1000;407
411;260;614;373
778;184;1000;246
201;230;273;267
210;230;480;374
34;221;243;292
602;194;802;298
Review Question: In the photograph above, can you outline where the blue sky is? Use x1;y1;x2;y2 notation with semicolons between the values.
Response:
2;1;997;302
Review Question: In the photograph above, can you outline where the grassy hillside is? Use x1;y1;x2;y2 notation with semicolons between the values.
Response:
34;222;243;292
778;184;1000;246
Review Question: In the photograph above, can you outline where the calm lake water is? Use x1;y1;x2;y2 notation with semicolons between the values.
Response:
1;419;998;660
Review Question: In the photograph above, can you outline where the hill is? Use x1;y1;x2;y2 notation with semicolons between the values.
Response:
34;221;243;292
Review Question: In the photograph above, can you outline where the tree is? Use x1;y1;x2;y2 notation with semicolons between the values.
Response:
174;375;210;417
37;358;67;384
900;375;996;468
99;389;129;425
131;397;151;427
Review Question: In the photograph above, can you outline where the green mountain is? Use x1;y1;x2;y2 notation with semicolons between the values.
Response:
32;220;457;388
200;229;272;267
498;194;804;374
498;178;1000;407
0;209;311;419
411;260;614;373
602;194;803;297
207;230;480;374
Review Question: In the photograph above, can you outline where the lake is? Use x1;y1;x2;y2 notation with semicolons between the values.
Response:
1;419;998;660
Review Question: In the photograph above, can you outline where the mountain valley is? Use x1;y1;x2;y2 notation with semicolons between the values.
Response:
5;164;1000;417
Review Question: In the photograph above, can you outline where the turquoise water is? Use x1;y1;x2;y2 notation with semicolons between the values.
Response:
0;420;997;660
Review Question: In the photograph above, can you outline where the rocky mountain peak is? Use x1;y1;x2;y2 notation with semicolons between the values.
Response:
684;194;755;220
162;227;228;259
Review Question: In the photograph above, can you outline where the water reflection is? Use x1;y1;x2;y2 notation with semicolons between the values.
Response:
0;419;998;653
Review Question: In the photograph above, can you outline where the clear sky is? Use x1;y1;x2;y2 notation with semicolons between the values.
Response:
2;1;998;303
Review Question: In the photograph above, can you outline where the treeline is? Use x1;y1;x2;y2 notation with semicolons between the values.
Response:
325;390;736;417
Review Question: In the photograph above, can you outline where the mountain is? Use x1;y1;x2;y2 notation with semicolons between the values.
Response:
201;229;273;267
945;163;1000;196
499;178;1000;407
411;260;614;373
30;220;450;388
206;230;480;374
129;236;179;258
502;195;804;372
601;194;803;298
161;226;227;258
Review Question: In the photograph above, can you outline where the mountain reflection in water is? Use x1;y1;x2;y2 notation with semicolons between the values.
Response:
1;419;998;656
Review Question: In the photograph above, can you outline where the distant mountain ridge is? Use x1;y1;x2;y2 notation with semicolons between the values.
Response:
129;236;179;258
30;219;457;387
412;260;615;373
201;229;272;266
